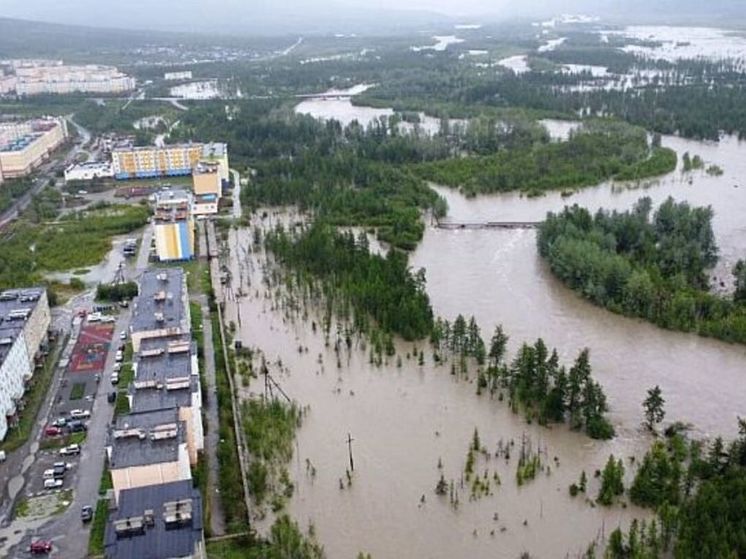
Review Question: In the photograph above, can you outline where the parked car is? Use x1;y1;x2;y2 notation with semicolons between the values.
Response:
101;315;116;323
81;505;93;523
60;444;81;456
120;330;127;340
69;409;91;419
87;312;102;323
111;373;119;385
44;426;62;437
51;417;67;428
112;362;122;373
44;478;63;489
30;540;52;554
53;461;72;471
42;469;56;480
67;420;87;433
107;391;117;403
115;351;123;362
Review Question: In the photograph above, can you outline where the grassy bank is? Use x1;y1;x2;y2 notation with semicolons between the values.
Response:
0;337;63;453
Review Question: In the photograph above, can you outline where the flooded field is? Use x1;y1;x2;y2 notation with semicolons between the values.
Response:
236;84;746;558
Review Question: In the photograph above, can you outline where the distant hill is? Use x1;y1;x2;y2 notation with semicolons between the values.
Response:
0;0;452;36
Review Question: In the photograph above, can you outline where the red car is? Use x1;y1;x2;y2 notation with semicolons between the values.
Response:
44;426;62;437
30;540;52;554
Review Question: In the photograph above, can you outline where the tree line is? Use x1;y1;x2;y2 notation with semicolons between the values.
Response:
537;197;746;344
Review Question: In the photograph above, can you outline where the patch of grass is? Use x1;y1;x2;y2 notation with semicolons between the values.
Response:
39;430;86;450
69;382;86;401
205;516;324;559
99;459;113;496
53;489;74;515
118;363;134;387
87;499;108;556
70;431;87;445
0;338;62;453
192;453;211;538
113;391;130;418
14;498;30;519
211;309;248;533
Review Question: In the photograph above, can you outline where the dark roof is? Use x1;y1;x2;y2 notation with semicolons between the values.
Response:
0;287;46;364
104;480;203;559
109;408;186;469
130;269;187;335
130;336;198;413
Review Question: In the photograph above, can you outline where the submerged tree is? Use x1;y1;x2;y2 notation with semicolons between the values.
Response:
643;385;666;432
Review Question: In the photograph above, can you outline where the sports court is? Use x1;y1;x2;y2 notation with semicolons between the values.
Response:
69;323;115;374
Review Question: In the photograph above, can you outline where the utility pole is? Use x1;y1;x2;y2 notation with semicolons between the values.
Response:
347;433;354;472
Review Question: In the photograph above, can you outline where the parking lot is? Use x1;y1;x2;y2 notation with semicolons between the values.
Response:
13;309;126;542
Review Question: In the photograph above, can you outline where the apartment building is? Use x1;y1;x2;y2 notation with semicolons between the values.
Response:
129;335;203;464
153;190;195;262
1;61;135;96
130;268;190;352
191;162;221;216
0;288;51;440
111;144;203;180
104;480;205;559
164;71;193;81
107;408;191;501
0;118;68;178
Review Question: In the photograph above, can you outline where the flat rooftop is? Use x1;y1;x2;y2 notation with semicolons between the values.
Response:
104;479;203;559
0;287;46;364
109;408;185;469
131;268;187;335
130;336;198;413
112;143;200;154
201;142;226;158
154;190;192;224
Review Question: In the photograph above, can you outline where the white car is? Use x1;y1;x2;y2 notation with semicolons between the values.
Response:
111;373;119;385
69;409;91;419
101;316;116;323
87;313;102;323
59;444;81;456
115;351;123;362
42;469;56;480
44;478;63;489
120;331;127;340
112;362;122;373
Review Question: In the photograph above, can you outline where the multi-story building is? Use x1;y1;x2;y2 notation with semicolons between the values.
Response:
64;161;114;182
191;162;221;216
153;190;195;262
0;118;68;178
130;268;190;352
111;144;203;180
104;480;205;559
200;142;229;184
1;61;136;96
106;408;191;501
0;288;50;440
164;71;193;81
129;335;203;464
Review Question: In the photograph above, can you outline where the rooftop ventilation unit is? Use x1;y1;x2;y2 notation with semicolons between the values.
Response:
154;312;165;323
153;290;166;302
163;499;193;528
165;377;191;391
140;348;165;358
167;341;190;354
143;509;155;527
156;272;168;282
113;428;145;440
114;516;145;538
7;309;31;320
132;380;160;390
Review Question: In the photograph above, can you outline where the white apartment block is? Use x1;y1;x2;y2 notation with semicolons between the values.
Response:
0;288;51;441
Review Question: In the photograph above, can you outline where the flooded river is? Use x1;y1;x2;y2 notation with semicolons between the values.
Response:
214;92;746;558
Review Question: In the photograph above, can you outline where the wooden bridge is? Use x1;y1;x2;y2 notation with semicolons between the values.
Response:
435;221;541;230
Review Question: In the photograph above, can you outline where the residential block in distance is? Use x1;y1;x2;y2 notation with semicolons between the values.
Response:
0;117;68;178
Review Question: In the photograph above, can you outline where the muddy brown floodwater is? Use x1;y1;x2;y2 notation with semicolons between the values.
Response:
213;96;746;559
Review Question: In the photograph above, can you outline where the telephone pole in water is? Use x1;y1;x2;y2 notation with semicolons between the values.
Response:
347;433;354;472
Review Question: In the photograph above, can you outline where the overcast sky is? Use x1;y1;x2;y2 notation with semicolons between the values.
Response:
0;0;733;33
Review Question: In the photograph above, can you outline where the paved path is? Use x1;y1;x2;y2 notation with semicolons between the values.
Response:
196;222;226;536
230;168;242;220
